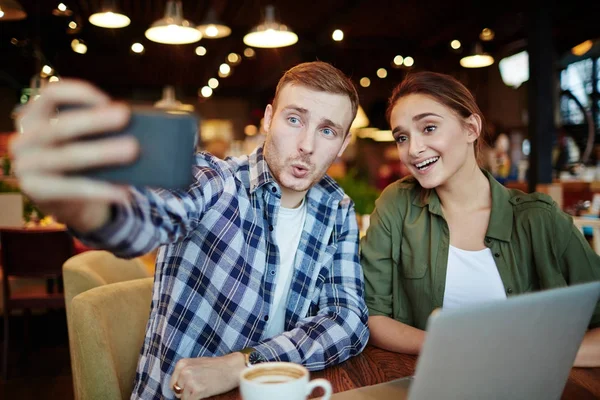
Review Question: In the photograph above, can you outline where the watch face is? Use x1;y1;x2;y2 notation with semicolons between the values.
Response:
249;351;266;365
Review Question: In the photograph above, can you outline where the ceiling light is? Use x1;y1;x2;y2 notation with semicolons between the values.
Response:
41;65;54;77
145;0;202;44
89;0;130;28
89;11;130;28
450;39;461;50
52;2;72;16
195;46;207;56
66;15;82;34
197;8;231;39
154;86;194;112
219;63;230;74
460;42;494;68
404;56;414;67
243;5;298;48
219;63;231;75
71;38;87;54
393;55;404;66
571;40;593;56
479;28;495;41
200;86;213;98
131;42;144;54
227;52;240;65
332;29;344;42
244;125;258;136
208;78;219;89
0;0;27;21
377;68;387;78
243;48;255;58
360;77;370;88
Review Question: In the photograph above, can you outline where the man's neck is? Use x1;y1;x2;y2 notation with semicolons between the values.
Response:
281;187;307;208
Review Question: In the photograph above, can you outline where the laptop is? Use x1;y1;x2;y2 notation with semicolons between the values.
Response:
331;281;600;400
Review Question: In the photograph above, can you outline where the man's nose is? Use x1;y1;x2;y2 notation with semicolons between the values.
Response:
298;129;315;155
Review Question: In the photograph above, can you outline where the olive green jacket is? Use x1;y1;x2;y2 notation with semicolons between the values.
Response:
361;171;600;330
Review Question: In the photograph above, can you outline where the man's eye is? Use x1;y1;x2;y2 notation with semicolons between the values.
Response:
288;117;300;124
395;135;408;143
322;128;335;136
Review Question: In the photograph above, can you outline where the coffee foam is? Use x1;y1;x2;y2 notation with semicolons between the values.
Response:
244;366;305;383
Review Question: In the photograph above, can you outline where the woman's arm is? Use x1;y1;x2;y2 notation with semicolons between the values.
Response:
574;327;600;367
368;315;425;355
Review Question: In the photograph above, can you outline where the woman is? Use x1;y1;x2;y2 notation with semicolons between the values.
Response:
360;71;600;367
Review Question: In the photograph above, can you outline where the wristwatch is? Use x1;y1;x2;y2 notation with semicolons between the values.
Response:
240;347;266;367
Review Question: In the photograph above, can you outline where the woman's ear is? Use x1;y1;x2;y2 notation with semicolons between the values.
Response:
464;114;482;144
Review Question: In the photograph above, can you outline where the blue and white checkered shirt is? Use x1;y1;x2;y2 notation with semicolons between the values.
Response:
79;146;369;399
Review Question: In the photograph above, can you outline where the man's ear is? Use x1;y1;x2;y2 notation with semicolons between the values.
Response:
263;104;273;134
465;114;482;144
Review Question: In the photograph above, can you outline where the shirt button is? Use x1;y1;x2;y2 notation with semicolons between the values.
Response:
270;270;275;275
269;225;274;231
494;252;500;258
271;187;277;193
264;315;269;321
515;197;521;202
507;288;513;294
485;237;491;244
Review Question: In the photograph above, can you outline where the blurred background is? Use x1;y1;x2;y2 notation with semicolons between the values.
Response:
0;0;599;218
1;1;600;397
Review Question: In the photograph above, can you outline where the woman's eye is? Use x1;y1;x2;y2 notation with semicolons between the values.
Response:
424;125;437;133
395;135;408;143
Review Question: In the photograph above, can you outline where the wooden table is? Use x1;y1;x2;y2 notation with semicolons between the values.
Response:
208;345;600;400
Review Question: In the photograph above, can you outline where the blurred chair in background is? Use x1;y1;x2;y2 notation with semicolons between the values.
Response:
1;228;74;380
68;277;153;399
62;250;152;399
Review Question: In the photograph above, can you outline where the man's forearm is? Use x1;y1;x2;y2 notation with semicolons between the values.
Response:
574;327;600;367
368;315;425;355
254;308;369;370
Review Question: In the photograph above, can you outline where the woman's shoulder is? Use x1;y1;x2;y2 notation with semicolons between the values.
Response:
377;175;420;204
506;189;574;233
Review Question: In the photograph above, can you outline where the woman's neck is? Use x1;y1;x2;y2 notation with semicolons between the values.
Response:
435;161;491;213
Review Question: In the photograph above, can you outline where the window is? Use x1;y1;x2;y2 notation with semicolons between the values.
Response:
560;57;599;135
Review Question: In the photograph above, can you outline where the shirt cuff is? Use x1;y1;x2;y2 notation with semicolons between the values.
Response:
68;203;133;250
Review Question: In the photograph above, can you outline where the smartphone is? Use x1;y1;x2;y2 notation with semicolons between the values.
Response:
72;107;199;190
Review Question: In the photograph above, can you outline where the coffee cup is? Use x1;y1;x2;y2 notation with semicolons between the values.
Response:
240;362;332;400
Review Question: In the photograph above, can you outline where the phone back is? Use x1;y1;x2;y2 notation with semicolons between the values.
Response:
82;109;199;190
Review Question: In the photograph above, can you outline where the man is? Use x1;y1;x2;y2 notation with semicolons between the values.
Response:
11;61;370;399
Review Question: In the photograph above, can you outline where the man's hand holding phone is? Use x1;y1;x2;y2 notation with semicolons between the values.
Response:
11;79;137;233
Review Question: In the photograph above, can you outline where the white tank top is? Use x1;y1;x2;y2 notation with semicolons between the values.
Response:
264;199;307;338
443;245;507;310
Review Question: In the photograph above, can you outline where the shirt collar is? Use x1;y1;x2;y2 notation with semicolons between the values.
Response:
248;145;275;193
411;169;513;241
248;145;345;201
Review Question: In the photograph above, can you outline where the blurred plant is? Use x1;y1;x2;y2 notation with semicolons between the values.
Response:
335;168;380;216
2;157;10;176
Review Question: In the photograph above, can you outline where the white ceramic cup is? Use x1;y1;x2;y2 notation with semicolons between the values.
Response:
239;362;332;400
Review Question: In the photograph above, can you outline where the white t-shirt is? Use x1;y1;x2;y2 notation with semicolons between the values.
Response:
443;245;507;310
264;199;307;338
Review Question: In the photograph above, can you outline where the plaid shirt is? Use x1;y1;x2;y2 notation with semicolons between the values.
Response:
79;146;369;399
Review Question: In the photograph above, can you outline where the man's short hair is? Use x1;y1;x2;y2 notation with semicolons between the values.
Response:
272;61;359;134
